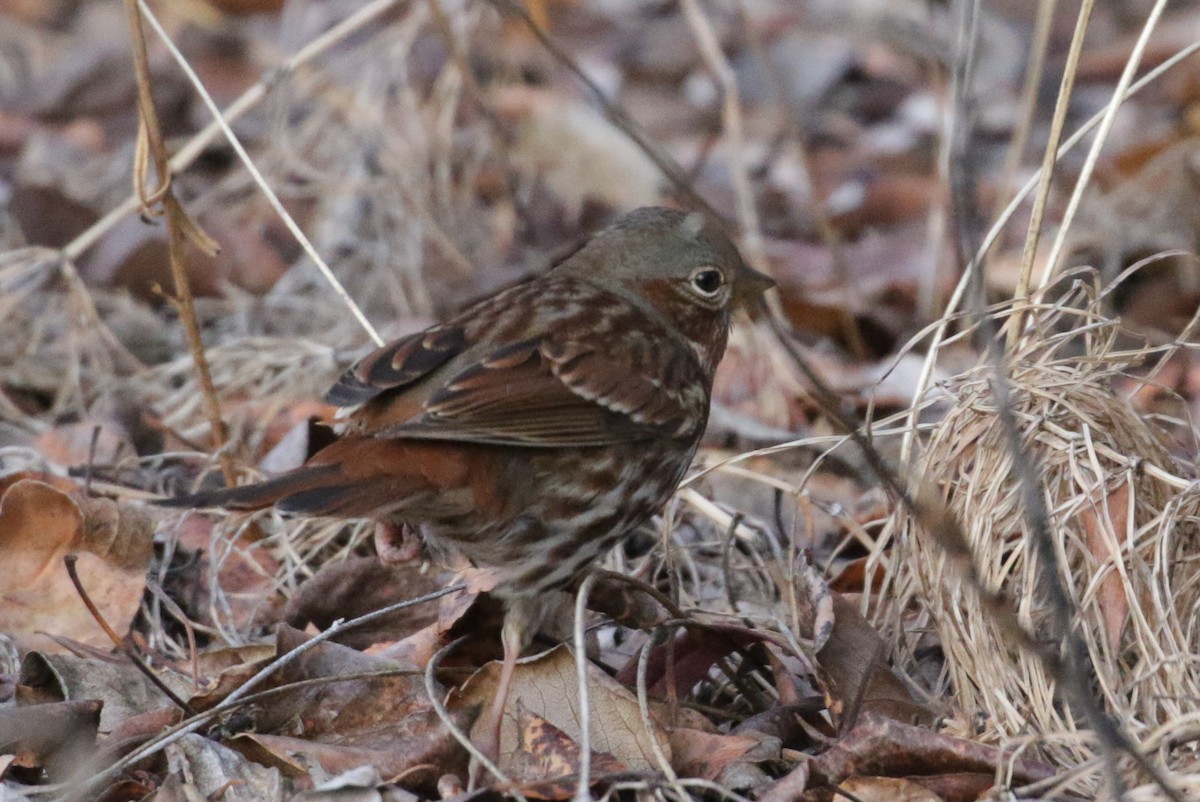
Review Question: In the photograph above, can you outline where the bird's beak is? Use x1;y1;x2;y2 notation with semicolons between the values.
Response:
734;264;776;305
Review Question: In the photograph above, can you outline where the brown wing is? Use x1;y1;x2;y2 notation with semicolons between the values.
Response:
326;325;467;407
381;334;708;446
329;278;709;448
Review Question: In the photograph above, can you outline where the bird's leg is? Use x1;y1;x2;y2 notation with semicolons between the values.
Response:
470;605;528;786
373;521;421;564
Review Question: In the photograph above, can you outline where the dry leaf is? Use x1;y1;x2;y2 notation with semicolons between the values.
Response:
0;479;152;652
1081;482;1131;649
808;714;1056;790
816;593;932;727
835;776;944;802
758;762;811;802
230;627;467;788
166;734;284;802
668;728;766;782
20;650;189;732
505;704;627;799
449;644;671;774
280;556;442;650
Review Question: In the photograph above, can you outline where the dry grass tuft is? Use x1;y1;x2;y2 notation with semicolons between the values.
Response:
879;275;1200;795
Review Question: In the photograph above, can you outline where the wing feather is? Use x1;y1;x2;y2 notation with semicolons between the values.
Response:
325;325;467;407
329;278;709;447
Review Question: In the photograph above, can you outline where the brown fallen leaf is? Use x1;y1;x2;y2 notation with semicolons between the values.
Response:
835;776;944;801
0;478;153;652
505;703;627;800
183;642;277;712
808;713;1056;790
449;643;672;775
229;626;468;791
816;593;933;728
759;761;811;802
1081;482;1131;650
613;620;782;705
668;727;767;782
280;556;442;651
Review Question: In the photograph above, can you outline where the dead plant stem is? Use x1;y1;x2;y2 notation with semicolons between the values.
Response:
137;0;382;346
574;573;597;802
680;0;764;273
1007;0;1092;350
55;583;466;801
122;0;235;486
66;0;401;347
63;555;197;715
1041;0;1171;286
898;40;1200;466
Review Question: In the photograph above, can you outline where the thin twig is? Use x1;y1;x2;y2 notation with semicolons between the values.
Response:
637;637;681;786
136;0;383;347
679;0;765;274
573;573;597;802
425;0;507;136
426;636;524;798
64;0;403;263
63;554;196;715
122;0;236;485
145;579;201;692
1041;0;1171;287
55;583;465;801
991;0;1058;235
1006;0;1093;349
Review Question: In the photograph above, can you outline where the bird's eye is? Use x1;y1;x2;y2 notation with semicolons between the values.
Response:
689;267;725;297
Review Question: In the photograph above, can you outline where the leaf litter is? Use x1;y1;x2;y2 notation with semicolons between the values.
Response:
3;1;1200;801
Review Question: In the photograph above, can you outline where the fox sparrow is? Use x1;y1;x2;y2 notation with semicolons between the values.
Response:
167;206;772;763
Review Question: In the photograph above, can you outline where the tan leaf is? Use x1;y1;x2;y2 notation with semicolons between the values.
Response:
20;650;189;732
667;728;763;782
817;593;933;726
1081;482;1131;649
449;644;671;774
0;479;151;652
165;734;284;801
227;627;468;786
506;703;626;799
836;776;944;802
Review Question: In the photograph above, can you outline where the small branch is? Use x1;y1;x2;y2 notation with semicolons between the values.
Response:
137;0;383;347
122;0;236;485
573;573;596;802
423;636;526;799
58;582;466;801
1006;0;1093;349
637;637;681;789
64;555;196;716
63;0;400;346
64;0;401;262
679;0;765;274
1041;0;1171;287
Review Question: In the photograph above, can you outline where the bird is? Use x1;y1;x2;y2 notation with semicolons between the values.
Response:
163;206;773;768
